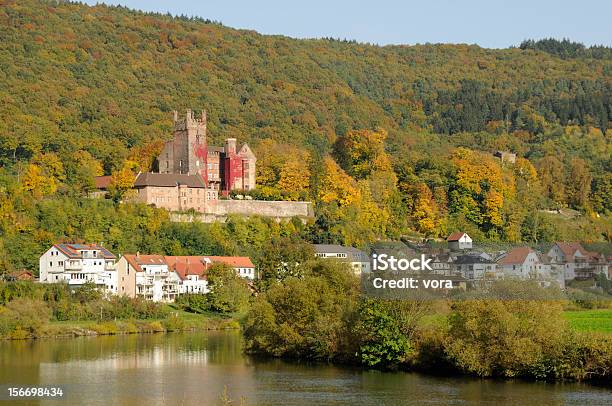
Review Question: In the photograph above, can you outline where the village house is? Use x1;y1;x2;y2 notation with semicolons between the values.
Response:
546;242;606;280
430;253;455;276
2;270;34;282
39;243;117;294
447;232;473;250
453;253;496;281
313;244;371;275
116;254;180;302
497;246;540;279
116;254;256;302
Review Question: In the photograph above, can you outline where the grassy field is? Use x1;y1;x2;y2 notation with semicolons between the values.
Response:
564;309;612;334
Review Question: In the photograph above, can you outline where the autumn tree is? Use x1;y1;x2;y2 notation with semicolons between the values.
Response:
537;156;566;207
566;158;592;209
21;153;66;198
333;128;392;179
318;157;361;206
107;163;136;203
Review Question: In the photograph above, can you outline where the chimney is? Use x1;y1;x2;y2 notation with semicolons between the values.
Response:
225;138;237;155
173;110;178;121
136;251;140;258
186;109;192;120
201;110;207;123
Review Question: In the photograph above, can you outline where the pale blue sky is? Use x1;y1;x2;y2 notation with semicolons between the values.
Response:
83;1;612;48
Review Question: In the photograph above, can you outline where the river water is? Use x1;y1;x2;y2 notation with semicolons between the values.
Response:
0;331;610;405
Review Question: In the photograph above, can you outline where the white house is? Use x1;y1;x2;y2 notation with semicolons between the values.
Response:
547;242;601;281
116;254;256;302
497;246;540;279
39;243;117;293
117;254;181;302
447;232;472;250
313;244;371;275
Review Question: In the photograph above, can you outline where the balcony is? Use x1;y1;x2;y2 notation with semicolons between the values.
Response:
65;261;82;270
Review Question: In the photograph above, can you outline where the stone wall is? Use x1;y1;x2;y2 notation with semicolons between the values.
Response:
171;199;314;223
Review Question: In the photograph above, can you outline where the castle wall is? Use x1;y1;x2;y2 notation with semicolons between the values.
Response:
208;200;312;217
170;200;313;223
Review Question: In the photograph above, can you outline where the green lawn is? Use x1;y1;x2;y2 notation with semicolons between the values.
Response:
564;309;612;334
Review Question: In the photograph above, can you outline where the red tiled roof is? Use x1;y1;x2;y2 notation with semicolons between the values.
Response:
205;256;255;269
123;254;166;272
123;255;255;279
447;232;467;242
165;256;207;280
55;243;116;259
94;176;112;190
498;246;533;265
555;242;589;260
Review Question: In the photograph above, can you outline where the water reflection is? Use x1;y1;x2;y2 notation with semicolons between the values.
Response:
0;331;610;405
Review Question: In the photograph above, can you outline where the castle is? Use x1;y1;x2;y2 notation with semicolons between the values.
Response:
158;109;256;193
94;109;312;221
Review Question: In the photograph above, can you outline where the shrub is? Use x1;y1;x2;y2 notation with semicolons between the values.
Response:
147;321;166;333
444;300;567;378
89;321;118;335
162;314;185;331
0;298;51;337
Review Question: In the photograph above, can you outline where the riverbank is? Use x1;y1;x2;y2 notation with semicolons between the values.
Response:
1;308;240;340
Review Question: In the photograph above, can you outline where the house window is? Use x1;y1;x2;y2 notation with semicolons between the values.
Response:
59;261;64;266
50;261;53;267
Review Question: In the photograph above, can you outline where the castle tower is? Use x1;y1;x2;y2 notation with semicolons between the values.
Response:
159;109;208;184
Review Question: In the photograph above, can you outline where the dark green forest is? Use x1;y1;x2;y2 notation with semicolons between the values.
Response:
0;0;610;273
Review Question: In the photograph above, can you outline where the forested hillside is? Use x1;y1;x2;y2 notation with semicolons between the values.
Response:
0;0;610;272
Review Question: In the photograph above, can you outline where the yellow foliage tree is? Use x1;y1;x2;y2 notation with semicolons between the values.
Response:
108;164;136;202
277;160;311;200
318;157;360;206
333;128;392;179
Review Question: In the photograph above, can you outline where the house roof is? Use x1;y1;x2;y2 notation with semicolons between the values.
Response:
447;232;468;242
123;254;166;272
555;242;587;257
165;256;208;280
205;256;255;269
123;255;255;278
5;270;34;281
313;244;368;261
238;143;256;160
454;254;494;265
134;172;207;188
55;243;116;259
94;175;112;190
497;246;534;265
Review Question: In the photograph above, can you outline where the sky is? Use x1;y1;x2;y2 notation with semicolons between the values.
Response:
82;1;612;48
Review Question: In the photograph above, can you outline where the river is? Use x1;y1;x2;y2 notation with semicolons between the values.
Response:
0;331;610;405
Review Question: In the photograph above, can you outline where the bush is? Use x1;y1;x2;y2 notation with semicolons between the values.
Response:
89;321;118;335
162;314;185;331
147;321;166;333
444;300;567;378
0;298;51;337
356;299;415;369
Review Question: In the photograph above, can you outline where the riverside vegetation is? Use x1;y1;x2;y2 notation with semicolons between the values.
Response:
0;264;247;339
243;261;612;383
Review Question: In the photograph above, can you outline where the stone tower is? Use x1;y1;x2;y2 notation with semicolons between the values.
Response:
159;110;208;184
